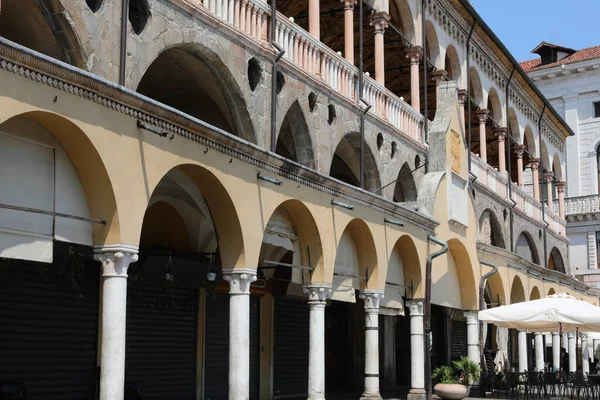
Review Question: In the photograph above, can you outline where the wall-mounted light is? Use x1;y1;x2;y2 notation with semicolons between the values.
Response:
331;200;355;210
206;255;216;282
384;218;404;227
257;173;283;186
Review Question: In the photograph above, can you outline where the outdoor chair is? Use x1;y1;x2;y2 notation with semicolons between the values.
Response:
586;373;600;400
571;371;590;400
526;371;545;399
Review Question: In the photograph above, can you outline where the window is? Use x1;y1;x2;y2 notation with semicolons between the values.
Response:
594;102;600;119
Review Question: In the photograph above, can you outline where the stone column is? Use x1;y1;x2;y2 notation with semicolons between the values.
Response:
495;127;507;175
430;70;448;102
594;339;600;362
94;245;139;400
514;144;525;187
534;333;544;371
556;181;566;218
530;158;541;201
308;0;320;39
457;89;468;128
407;300;425;400
342;0;355;64
582;334;590;374
464;311;480;365
552;332;561;371
359;290;384;400
406;46;422;113
223;269;258;400
475;109;489;162
544;171;554;209
304;283;331;400
369;12;390;86
568;332;576;372
518;331;528;372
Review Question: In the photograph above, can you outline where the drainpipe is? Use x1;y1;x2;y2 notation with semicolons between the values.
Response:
537;105;548;268
421;0;428;142
358;0;371;189
479;261;498;371
466;21;476;176
270;0;285;152
505;67;515;252
119;0;129;85
425;234;449;400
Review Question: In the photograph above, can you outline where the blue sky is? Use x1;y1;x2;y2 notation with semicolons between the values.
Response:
470;0;600;62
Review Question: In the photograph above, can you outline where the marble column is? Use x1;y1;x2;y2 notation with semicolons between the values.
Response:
94;245;139;400
568;332;576;372
304;283;332;400
457;89;468;128
556;181;566;218
369;12;390;86
544;171;554;209
495;127;507;175
464;311;480;365
342;0;355;64
530;158;541;201
518;331;528;372
582;334;590;374
430;70;448;102
308;0;320;39
359;290;385;400
407;300;425;400
514;144;525;187
534;333;545;371
475;109;489;162
406;46;422;113
223;269;257;400
552;332;561;371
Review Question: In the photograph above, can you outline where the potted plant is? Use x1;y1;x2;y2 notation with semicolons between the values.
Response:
432;356;481;400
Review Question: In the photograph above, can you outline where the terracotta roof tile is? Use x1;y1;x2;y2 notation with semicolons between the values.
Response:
521;45;600;72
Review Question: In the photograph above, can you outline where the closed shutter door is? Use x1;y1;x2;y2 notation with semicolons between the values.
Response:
273;297;309;399
205;293;260;400
451;320;468;359
126;284;198;399
0;256;99;400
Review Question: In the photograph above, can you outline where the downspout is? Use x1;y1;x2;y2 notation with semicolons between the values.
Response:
505;67;516;252
270;0;285;152
538;105;548;268
425;234;449;400
358;0;371;188
479;261;498;372
119;0;129;85
421;0;428;142
466;21;476;176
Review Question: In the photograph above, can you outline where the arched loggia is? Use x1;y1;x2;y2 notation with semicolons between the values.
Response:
330;133;381;193
515;231;539;265
548;247;565;273
276;101;315;168
393;162;417;202
479;209;506;249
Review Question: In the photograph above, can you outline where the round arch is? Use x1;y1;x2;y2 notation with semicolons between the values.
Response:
486;271;506;307
391;235;421;298
510;275;526;304
390;0;416;43
276;100;315;168
530;286;541;300
487;88;503;125
540;140;551;171
393;162;417;202
479;209;506;249
524;126;537;157
507;108;521;142
548;288;556;296
444;45;461;84
447;239;478;310
548;247;565;273
552;154;562;181
469;67;484;108
330;132;381;193
516;231;539;265
425;20;441;68
2;111;121;245
135;45;256;143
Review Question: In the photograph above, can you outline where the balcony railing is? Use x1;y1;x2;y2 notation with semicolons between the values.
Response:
555;194;600;215
199;0;424;143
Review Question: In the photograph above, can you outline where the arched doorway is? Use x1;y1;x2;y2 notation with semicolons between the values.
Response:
330;133;381;192
276;101;315;168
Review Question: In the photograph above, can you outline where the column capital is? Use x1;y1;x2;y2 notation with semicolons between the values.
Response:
304;283;332;304
514;144;526;159
544;171;555;183
552;332;560;337
406;46;423;64
369;12;390;34
457;89;468;106
359;289;384;310
530;158;540;170
494;126;507;141
556;181;566;193
463;310;479;325
475;108;489;124
407;299;425;316
431;69;449;86
568;332;575;338
94;245;139;277
340;0;357;10
223;268;257;295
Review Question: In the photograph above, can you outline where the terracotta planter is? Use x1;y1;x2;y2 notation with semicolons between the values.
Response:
433;383;470;400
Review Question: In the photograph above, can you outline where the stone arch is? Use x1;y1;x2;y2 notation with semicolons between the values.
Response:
330;132;381;193
444;44;461;84
507;107;521;142
425;20;441;68
259;199;324;283
516;231;539;265
276;101;315;168
548;288;556;296
524;126;537;157
510;275;526;304
391;235;421;298
135;44;256;143
393;162;417;202
144;164;246;270
548;247;565;273
478;209;505;249
552;154;562;181
390;0;416;43
530;285;541;300
540;140;551;171
0;0;88;68
486;271;507;307
487;88;503;125
469;67;484;108
2;111;121;245
447;239;478;310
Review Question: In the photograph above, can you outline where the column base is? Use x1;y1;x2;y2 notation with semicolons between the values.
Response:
360;393;382;400
407;389;426;400
307;396;325;400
